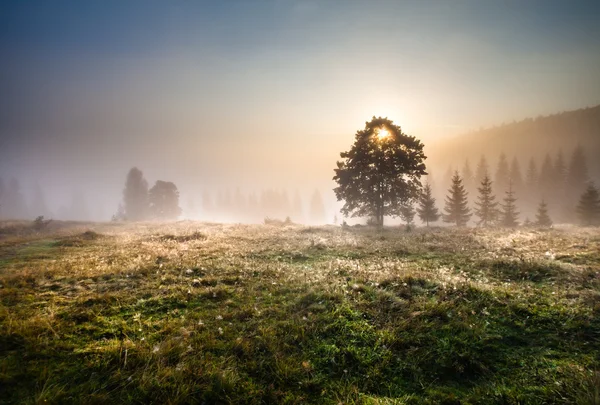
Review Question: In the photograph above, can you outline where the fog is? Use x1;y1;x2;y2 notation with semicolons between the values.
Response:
1;1;600;223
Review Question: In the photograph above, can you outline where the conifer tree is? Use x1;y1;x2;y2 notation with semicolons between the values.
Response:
461;159;474;194
475;155;489;186
399;202;416;227
535;200;552;227
309;189;327;224
576;183;600;226
443;172;471;226
474;174;498;227
525;158;538;190
495;153;510;195
509;157;524;196
566;146;589;208
538;154;554;203
417;183;440;226
499;183;519;227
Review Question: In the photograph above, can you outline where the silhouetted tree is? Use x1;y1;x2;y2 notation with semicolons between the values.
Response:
525;158;538;190
399;202;416;227
475;155;489;186
538;153;554;204
309;189;327;224
565;146;589;220
149;181;182;220
443;172;471;226
474;174;498;227
333;117;427;227
499;183;519;228
535;200;552;227
576;183;600;226
495;153;510;195
509;157;524;196
416;183;439;226
112;203;127;221
461;159;474;195
123;167;149;221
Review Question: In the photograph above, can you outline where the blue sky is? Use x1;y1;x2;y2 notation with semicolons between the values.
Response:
1;0;599;212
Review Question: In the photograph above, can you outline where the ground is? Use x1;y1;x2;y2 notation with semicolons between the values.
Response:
0;220;599;404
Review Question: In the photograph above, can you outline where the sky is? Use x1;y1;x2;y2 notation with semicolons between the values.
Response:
1;0;599;219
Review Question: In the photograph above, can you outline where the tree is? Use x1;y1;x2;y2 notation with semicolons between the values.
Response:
535;200;552;227
565;146;589;211
509;157;524;196
399;202;416;227
123;167;149;221
443;172;471;226
576;183;600;226
475;155;489;186
495;153;510;195
333;117;427;227
149;181;182;220
417;183;440;226
538;153;554;203
474;174;499;227
461;159;475;195
309;189;327;224
499;183;519;228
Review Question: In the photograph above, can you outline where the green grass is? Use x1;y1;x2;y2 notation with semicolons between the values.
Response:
0;222;599;404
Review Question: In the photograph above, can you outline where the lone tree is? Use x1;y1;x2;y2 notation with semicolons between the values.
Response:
399;202;416;227
333;117;427;227
443;172;471;226
123;167;149;221
149;181;182;220
535;200;552;227
474;174;498;227
499;183;519;227
576;183;600;226
417;183;439;226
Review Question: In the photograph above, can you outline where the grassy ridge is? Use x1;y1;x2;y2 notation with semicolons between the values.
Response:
0;222;599;404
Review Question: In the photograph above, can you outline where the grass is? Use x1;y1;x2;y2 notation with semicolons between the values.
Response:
0;221;599;404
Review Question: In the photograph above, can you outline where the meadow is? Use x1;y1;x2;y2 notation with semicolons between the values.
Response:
0;220;599;404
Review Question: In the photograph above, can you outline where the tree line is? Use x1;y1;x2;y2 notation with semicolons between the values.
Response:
334;117;600;227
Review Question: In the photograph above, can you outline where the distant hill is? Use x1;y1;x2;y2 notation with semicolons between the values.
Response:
427;105;600;180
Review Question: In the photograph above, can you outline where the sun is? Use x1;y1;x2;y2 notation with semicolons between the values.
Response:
376;127;390;140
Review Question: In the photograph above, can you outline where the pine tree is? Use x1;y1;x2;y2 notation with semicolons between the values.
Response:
149;181;182;220
499;183;519;227
535;200;552;227
475;155;489;186
576;183;600;226
399;202;416;226
461;159;474;195
509;157;524;196
565;146;590;221
525;158;538;190
538;153;554;203
443;172;471;226
309;189;327;224
495;153;510;195
474;174;499;226
417;183;440;226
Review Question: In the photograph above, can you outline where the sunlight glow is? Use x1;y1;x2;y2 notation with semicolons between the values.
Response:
376;127;390;140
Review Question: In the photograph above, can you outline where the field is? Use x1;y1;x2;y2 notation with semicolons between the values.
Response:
1;221;599;404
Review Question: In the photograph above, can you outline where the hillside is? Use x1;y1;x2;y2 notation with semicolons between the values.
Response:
427;105;600;179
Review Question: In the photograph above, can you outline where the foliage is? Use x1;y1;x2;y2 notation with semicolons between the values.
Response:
123;167;149;221
474;174;499;227
576;183;600;226
416;183;439;226
333;117;427;227
443;172;471;226
32;215;52;230
500;183;520;227
399;202;416;226
148;181;182;220
535;200;553;227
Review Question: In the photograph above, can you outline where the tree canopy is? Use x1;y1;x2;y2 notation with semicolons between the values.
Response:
333;117;427;227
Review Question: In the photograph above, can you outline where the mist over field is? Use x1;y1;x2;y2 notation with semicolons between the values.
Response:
1;1;600;404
